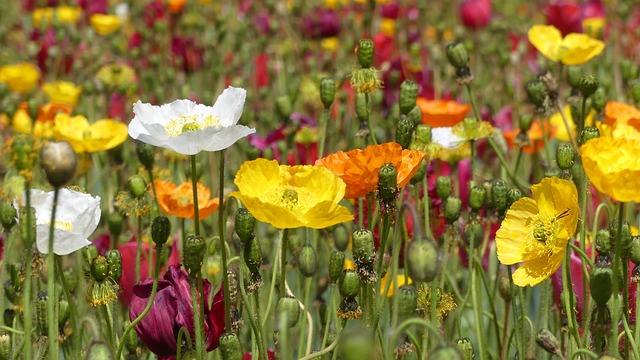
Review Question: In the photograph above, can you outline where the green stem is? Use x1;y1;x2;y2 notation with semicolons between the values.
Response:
55;257;79;359
319;108;331;157
611;202;625;357
321;285;335;350
422;176;433;238
261;231;283;328
562;246;582;350
469;140;476;186
192;277;205;359
280;229;289;299
298;321;346;360
136;216;143;284
22;184;33;360
47;187;60;358
176;327;193;360
513;149;524;175
376;215;391;278
217;150;232;333
470;254;486;359
190;155;200;236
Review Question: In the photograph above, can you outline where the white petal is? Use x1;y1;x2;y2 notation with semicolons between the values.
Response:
36;226;91;255
211;87;247;126
202;125;256;152
431;127;465;149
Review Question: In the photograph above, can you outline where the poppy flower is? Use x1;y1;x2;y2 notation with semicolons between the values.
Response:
544;1;581;36
416;98;471;128
171;36;205;73
32;6;82;27
527;24;604;65
302;8;341;39
548;105;594;142
604;101;640;126
230;158;353;229
89;14;121;35
53;114;128;153
0;63;40;94
459;0;492;30
496;177;579;287
11;102;73;138
42;81;82;107
154;179;220;220
130;264;225;357
503;120;555;154
316;142;425;199
129;87;255;155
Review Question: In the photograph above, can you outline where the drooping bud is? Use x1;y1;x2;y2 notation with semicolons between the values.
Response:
444;196;462;224
352;228;375;261
127;175;147;198
591;87;606;112
332;224;349;251
135;141;155;169
406;238;440;282
63;267;79;293
320;77;335;109
356;39;374;68
595;228;612;255
297;245;317;277
566;66;582;88
0;200;17;231
536;329;562;356
396;115;415;150
399;81;419;115
579;74;599;98
556;142;575;170
468;186;486;212
276;296;300;328
183;235;206;276
498;272;512;302
219;333;242;360
105;250;122;283
435;176;452;200
526;79;546;107
519;114;533;132
339;269;361;299
234;208;256;243
329;251;345;284
581;126;600;144
244;235;262;273
445;42;469;69
40;141;78;187
491;179;508;216
463;220;483;249
396;285;417;319
58;298;70;326
454;338;474;360
630;236;640;265
378;163;398;214
151;216;171;247
590;264;613;306
506;188;522;210
276;95;292;119
407;105;423;127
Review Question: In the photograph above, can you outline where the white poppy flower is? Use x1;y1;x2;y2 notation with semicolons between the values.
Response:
24;189;101;255
431;127;465;149
128;86;255;155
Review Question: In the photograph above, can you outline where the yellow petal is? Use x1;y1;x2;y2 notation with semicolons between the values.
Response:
528;25;563;62
380;273;412;297
233;158;281;198
228;192;304;229
496;197;538;265
559;33;605;65
512;251;564;287
532;177;578;229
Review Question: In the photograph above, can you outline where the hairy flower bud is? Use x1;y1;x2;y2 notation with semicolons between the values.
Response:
454;338;474;360
491;179;508;216
11;135;36;172
356;39;374;68
463;220;483;248
519;114;533;132
276;296;300;328
526;79;546;107
276;95;292;119
596;228;612;255
0;331;11;360
591;87;606;112
151;216;171;247
536;329;561;356
127;175;147;198
329;251;345;284
107;211;123;242
396;285;417;319
234;208;256;243
468;186;486;212
36;291;49;336
135;141;155;169
581;126;600;144
610;219;633;259
219;333;242;360
244;235;262;274
556;142;575;170
333;224;349;251
444;196;462;224
40;141;78;187
579;74;599;98
320;77;335;109
339;269;361;299
183;235;206;276
0;200;17;231
506;188;522;210
446;42;469;69
566;66;582;88
407;237;439;282
590;264;613;306
630;236;640;265
20;207;36;246
399;81;419;115
396;115;415;150
408;105;423;127
297;245;317;277
436;176;452;200
378;163;398;214
352;228;374;261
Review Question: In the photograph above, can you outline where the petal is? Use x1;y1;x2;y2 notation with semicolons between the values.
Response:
229;192;304;229
302;200;353;229
36;226;91;255
431;127;466;149
130;279;178;356
528;24;563;61
512;251;564;287
201;125;256;152
496;197;538;265
233;159;281;197
211;87;247;126
206;285;226;351
532;177;579;235
560;33;605;65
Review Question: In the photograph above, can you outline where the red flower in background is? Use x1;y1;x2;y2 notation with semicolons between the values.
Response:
171;36;205;73
255;53;270;90
545;1;581;36
459;0;492;30
302;8;341;39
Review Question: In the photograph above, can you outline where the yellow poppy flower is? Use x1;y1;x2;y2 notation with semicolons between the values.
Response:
380;273;412;297
229;158;353;229
53;113;128;153
0;63;40;94
320;37;339;53
496;177;579;287
32;6;82;28
582;17;605;39
581;137;640;202
527;24;605;65
549;105;595;142
90;14;122;35
42;81;82;107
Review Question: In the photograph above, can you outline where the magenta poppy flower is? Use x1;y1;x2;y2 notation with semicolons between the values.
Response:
130;264;225;357
459;0;492;30
302;8;341;39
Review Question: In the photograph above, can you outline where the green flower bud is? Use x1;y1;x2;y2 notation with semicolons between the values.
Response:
40;141;78;187
526;79;546;107
183;235;206;276
428;345;464;360
329;251;345;284
0;332;11;360
444;196;462;224
536;329;562;356
107;211;123;242
567;66;582;88
581;126;600;144
11;135;36;172
0;200;17;231
491;179;508;216
610;219;632;259
399;81;419;115
591;87;606;112
106;250;122;282
408;105;423;127
414;124;432;145
27;98;40;121
135;141;155;169
276;95;292;119
123;320;139;353
297;245;317;278
219;333;242;360
184;156;204;180
333;224;350;252
276;296;300;328
506;188;522;210
63;267;79;292
151;216;171;247
630;236;640;265
436;176;452;200
396;115;415;150
84;341;112;360
356;39;374;68
519;114;533;132
36;291;49;336
339;269;360;299
468;186;486;212
454;338;474;360
128;175;147;198
352;228;375;261
396;285;417;319
244;235;262;273
446;42;469;69
91;256;109;282
596;229;612;255
556;142;575;170
579;74;599;98
590;264;613;306
355;92;369;122
407;238;440;282
58;298;70;326
378;163;398;209
20;208;36;246
463;220;483;249
320;77;335;109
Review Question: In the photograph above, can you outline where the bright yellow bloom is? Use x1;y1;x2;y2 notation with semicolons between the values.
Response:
0;63;40;94
230;159;353;229
380;273;412;297
581;137;640;202
42;81;82;107
549;105;595;142
380;19;396;37
96;64;137;88
53;113;128;153
496;177;579;287
582;17;605;38
90;14;122;35
528;24;604;65
320;37;339;53
32;6;82;27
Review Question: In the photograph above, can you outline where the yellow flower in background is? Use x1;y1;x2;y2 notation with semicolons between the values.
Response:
582;137;640;202
230;158;353;229
0;63;40;94
320;37;339;53
380;273;412;297
42;81;82;107
96;63;136;89
528;24;604;65
90;14;122;35
380;19;396;37
32;6;82;27
496;177;579;287
549;105;595;142
452;117;494;141
582;17;605;38
53;113;128;153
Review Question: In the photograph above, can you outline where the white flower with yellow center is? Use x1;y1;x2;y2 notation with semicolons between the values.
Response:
128;86;255;155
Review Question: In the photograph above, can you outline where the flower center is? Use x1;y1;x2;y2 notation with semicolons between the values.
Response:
44;220;74;231
164;114;221;137
281;188;299;207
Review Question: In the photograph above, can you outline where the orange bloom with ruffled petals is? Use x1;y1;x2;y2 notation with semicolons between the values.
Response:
503;120;555;154
154;179;220;220
604;101;640;126
316;142;425;199
416;98;471;128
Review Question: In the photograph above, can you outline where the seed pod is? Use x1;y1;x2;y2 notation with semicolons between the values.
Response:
491;179;508;216
443;196;462;224
519;114;533;132
183;235;206;276
105;250;122;283
135;141;155;169
40;141;78;187
151;216;171;247
36;291;49;336
595;229;612;255
435;176;452;200
339;269;360;299
91;256;109;282
333;224;350;251
329;251;345;284
407;105;423;127
556;142;575;170
219;333;242;360
352;228;375;261
536;329;561;356
446;42;469;68
428;345;464;360
526;79;546;107
590;264;613;307
579;74;599;98
244;235;262;273
320;77;335;109
591;87;606;112
609;219;632;259
0;200;17;232
84;342;112;360
378;163;398;206
396;115;415;150
630;236;640;265
107;211;123;242
406;238;440;282
276;296;300;328
396;285;417;318
356;39;374;68
399;80;419;115
468;186;486;212
454;338;474;360
463;220;483;249
127;175;147;198
566;66;582;88
235;208;256;243
581;126;600;144
297;245;317;277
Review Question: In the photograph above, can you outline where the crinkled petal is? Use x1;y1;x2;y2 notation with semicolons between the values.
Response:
512;251;564;287
211;86;247;126
302;200;353;229
528;25;563;62
560;33;605;65
232;158;281;197
431;127;465;149
532;177;579;234
130;279;178;356
229;192;303;229
496;197;538;264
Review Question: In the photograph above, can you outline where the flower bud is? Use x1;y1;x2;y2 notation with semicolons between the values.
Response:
333;224;350;252
630;236;640;265
85;342;112;360
106;250;122;283
631;81;640;104
595;228;612;254
36;291;49;336
0;200;17;231
127;175;147;198
408;105;423;127
123;320;139;353
20;207;36;246
536;329;561;356
468;186;486;212
399;81;419;115
621;59;638;81
244;235;262;273
463;220;483;249
276;296;300;328
135;141;155;169
435;176;452;200
339;326;374;360
356;39;374;68
11;135;36;172
590;264;613;306
234;208;256;244
355;92;369;122
407;238;440;282
581;126;600;144
40;141;78;187
63;267;79;292
428;345;464;360
591;87;606;112
183;235;206;276
151;216;171;247
498;272;512;302
219;333;242;360
27;98;39;121
446;42;469;69
506;188;522;210
297;245;317;278
276;95;292;119
491;179;508;216
353;228;375;262
91;256;109;282
556;142;575;170
519;114;533;132
329;251;345;284
396;285;417;319
526;79;546;107
339;269;360;299
0;332;11;360
395;115;415;150
566;66;582;88
454;338;474;360
610;219;632;259
415;124;432;145
184;157;204;180
378;163;398;209
107;211;123;242
579;74;599;98
58;298;70;326
320;77;335;109
444;196;462;224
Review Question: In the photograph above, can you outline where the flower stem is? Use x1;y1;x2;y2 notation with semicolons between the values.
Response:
319;108;330;157
190;154;200;236
22;184;33;360
280;229;289;299
135;216;143;284
562;246;582;350
611;202;625;357
55;257;79;359
321;285;335;350
47;187;60;358
218;150;232;333
192;277;205;359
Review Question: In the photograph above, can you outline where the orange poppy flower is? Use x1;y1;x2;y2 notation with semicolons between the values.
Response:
315;142;425;199
503;120;555;154
416;98;471;128
604;101;640;126
168;0;186;13
154;179;220;220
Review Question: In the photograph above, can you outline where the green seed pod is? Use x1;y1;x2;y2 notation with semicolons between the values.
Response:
11;135;36;172
378;163;398;205
446;42;469;69
519;114;533;132
339;326;374;360
468;186;486;212
595;229;612;255
339;269;361;299
399;80;419;115
526;79;546;107
333;224;350;251
40;141;78;187
536;329;562;356
352;228;375;261
556;142;575;170
498;273;512;302
84;341;112;360
406;238;440;282
566;66;582;88
396;115;415;150
297;245;317;277
491;179;508;216
454;338;474;360
435;176;452;200
463;220;483;249
329;251;345;283
630;236;640;265
320;77;335;109
591;87;606;112
443;196;462;224
355;92;369;122
579;74;599;98
590;264;613;307
183;235;206;276
609;219;632;259
0;332;11;360
107;211;123;242
219;333;242;360
407;104;423;127
91;256;109;282
127;175;147;198
36;291;49;336
235;208;255;243
0;200;17;232
276;95;292;119
151;216;171;247
581;126;600;144
356;39;374;68
135;141;155;169
506;188;522;209
63;267;79;293
396;285;417;318
428;345;464;360
105;250;122;282
244;235;262;273
276;296;300;328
